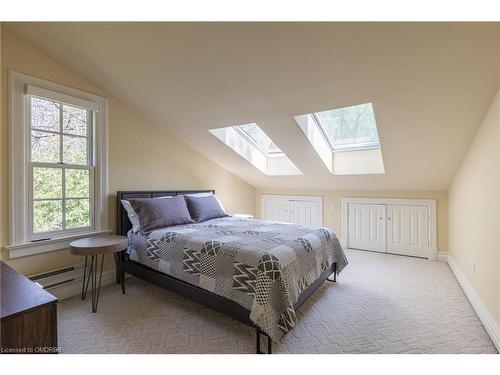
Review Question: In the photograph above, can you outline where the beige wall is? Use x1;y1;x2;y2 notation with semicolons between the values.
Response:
0;29;255;275
255;189;448;251
448;88;500;323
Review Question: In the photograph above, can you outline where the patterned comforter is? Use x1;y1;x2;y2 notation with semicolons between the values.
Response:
127;216;347;342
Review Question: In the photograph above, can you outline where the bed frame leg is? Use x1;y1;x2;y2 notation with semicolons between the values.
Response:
256;329;272;354
327;263;337;283
114;251;126;294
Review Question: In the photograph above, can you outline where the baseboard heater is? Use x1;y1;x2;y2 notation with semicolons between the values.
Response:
29;263;84;290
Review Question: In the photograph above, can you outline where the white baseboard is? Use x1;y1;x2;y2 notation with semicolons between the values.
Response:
447;254;500;351
345;245;444;262
46;270;117;300
437;250;448;262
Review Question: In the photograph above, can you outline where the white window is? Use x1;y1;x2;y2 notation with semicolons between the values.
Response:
313;103;381;152
233;123;283;156
7;71;108;258
209;123;302;176
294;103;385;175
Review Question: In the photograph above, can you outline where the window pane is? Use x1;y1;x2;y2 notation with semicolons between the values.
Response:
66;169;90;198
235;123;282;154
63;104;88;136
33;167;62;199
33;200;62;233
63;135;87;165
31;130;60;163
31;97;60;132
66;199;90;229
315;103;380;148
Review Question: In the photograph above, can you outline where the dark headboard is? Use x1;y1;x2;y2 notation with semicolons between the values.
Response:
116;189;215;236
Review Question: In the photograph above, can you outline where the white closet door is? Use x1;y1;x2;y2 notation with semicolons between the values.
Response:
261;195;323;225
289;200;322;226
348;203;386;252
386;205;429;258
262;197;291;223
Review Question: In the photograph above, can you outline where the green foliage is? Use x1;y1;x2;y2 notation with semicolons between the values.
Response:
33;200;62;233
66;199;90;229
33;168;62;199
66;169;89;198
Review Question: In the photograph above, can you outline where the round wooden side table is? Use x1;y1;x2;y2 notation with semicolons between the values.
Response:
70;235;128;313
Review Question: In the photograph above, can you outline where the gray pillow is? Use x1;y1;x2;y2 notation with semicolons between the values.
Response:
130;195;193;232
184;195;227;222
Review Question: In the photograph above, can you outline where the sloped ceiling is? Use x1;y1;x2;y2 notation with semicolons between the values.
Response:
4;22;499;190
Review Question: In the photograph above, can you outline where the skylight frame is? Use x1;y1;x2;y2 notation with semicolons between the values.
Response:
209;124;301;176
311;103;381;152
233;124;284;157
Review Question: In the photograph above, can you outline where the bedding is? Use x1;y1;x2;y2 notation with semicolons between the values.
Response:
127;216;347;342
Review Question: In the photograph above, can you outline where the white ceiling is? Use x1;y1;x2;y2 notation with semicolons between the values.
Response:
4;22;499;190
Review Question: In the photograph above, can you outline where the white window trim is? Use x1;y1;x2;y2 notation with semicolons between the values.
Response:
209;126;302;176
6;71;109;259
311;113;381;152
233;125;284;157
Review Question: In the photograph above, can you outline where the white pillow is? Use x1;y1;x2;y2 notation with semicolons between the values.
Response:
185;192;213;197
121;199;141;233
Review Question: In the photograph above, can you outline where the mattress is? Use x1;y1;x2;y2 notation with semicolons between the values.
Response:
127;216;347;341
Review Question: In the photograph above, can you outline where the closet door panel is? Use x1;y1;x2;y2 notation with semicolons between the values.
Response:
262;198;291;223
347;203;386;252
290;200;321;226
261;195;322;225
386;205;429;258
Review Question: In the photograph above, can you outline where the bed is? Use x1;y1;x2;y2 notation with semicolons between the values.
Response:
115;190;348;353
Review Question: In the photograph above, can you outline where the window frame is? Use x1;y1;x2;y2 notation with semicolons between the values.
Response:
28;95;95;239
311;106;381;152
233;124;284;157
209;126;302;176
7;71;109;258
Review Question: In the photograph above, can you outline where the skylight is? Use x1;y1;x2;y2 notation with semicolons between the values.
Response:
313;103;380;151
209;123;301;176
294;102;385;175
234;123;283;156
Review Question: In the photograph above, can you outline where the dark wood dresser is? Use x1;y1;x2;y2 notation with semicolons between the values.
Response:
1;261;58;354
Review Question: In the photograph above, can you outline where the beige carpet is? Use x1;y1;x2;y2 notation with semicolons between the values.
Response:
58;249;497;354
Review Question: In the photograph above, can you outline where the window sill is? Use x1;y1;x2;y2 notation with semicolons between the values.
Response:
4;230;112;259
